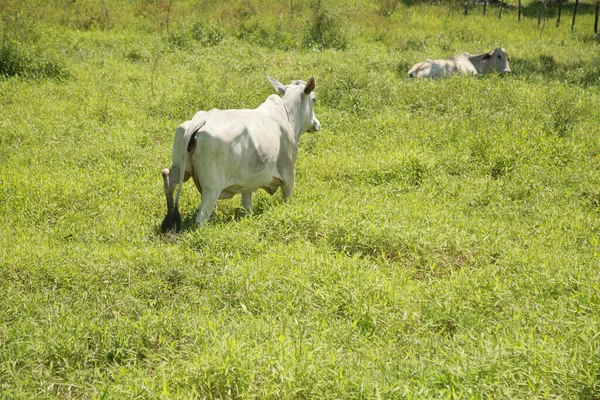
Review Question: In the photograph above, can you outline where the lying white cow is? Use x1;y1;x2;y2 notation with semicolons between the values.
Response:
408;47;511;78
160;76;320;232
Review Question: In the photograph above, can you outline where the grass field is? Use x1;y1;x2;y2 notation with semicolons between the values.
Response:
1;0;600;398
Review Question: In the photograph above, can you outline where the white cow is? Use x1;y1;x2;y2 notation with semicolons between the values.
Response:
408;47;511;78
160;76;320;232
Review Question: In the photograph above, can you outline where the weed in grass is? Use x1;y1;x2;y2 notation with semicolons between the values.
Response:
489;154;516;179
399;36;428;51
191;22;225;47
544;86;585;138
364;156;428;189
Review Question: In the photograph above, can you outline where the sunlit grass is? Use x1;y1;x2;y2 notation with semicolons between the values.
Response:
1;0;600;398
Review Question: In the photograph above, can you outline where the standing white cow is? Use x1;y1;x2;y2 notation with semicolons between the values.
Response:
408;47;511;78
160;76;320;233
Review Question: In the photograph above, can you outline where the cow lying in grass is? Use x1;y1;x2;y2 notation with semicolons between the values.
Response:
160;76;320;233
408;47;511;78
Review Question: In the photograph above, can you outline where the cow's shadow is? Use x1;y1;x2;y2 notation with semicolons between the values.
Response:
512;54;600;86
160;193;280;234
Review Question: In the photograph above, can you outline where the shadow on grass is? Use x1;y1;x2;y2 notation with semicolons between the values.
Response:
444;0;597;19
513;54;600;86
519;0;598;19
157;193;281;235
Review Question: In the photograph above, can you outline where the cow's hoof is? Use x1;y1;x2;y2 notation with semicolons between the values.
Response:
161;210;182;233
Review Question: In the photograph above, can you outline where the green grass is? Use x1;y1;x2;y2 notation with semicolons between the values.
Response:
1;0;600;398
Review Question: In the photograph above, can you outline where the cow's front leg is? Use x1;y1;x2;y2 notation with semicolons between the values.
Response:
281;174;295;204
195;189;219;227
241;192;253;213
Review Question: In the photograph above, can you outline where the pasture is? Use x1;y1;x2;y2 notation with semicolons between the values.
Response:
1;0;600;398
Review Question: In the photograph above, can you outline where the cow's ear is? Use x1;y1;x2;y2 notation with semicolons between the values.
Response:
482;51;493;61
304;77;316;95
267;76;286;95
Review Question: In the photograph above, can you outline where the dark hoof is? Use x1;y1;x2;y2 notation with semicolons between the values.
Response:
161;209;182;233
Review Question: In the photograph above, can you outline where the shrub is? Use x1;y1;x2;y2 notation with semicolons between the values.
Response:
61;0;111;31
125;48;148;63
302;1;347;50
230;12;300;50
376;0;399;16
0;41;69;80
167;27;191;50
544;86;585;137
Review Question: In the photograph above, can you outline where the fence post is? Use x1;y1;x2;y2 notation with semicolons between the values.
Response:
595;0;599;34
465;0;470;16
571;0;580;32
484;0;488;15
518;0;522;20
556;0;562;26
499;0;505;18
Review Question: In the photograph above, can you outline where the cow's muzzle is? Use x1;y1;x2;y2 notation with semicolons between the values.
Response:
310;118;321;132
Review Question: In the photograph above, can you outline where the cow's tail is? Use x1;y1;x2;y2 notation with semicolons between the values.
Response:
173;120;206;212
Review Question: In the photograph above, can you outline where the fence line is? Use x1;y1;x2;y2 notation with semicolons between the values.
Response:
463;0;600;33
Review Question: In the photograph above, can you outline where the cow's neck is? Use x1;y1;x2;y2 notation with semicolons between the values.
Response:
282;95;305;142
468;53;490;74
259;94;301;140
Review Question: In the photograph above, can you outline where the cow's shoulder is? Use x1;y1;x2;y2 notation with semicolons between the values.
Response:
454;58;478;75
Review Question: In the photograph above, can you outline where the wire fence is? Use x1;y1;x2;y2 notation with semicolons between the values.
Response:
461;0;600;33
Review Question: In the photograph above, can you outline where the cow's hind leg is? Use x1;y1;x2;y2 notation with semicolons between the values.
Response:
194;189;219;227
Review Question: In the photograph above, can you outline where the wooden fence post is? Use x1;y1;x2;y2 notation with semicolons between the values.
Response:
166;0;173;36
538;0;547;26
518;0;522;20
499;0;505;18
483;0;488;15
100;0;110;28
595;0;599;34
556;0;562;26
571;0;580;32
465;0;470;16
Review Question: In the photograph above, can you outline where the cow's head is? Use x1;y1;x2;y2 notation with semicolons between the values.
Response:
267;76;321;135
483;47;511;75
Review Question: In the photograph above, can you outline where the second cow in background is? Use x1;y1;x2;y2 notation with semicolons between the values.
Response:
408;47;511;78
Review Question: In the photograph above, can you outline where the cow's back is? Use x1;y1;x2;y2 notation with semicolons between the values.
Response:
190;108;289;194
409;53;478;78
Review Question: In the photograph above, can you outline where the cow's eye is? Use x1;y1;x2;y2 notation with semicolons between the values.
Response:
497;55;501;59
